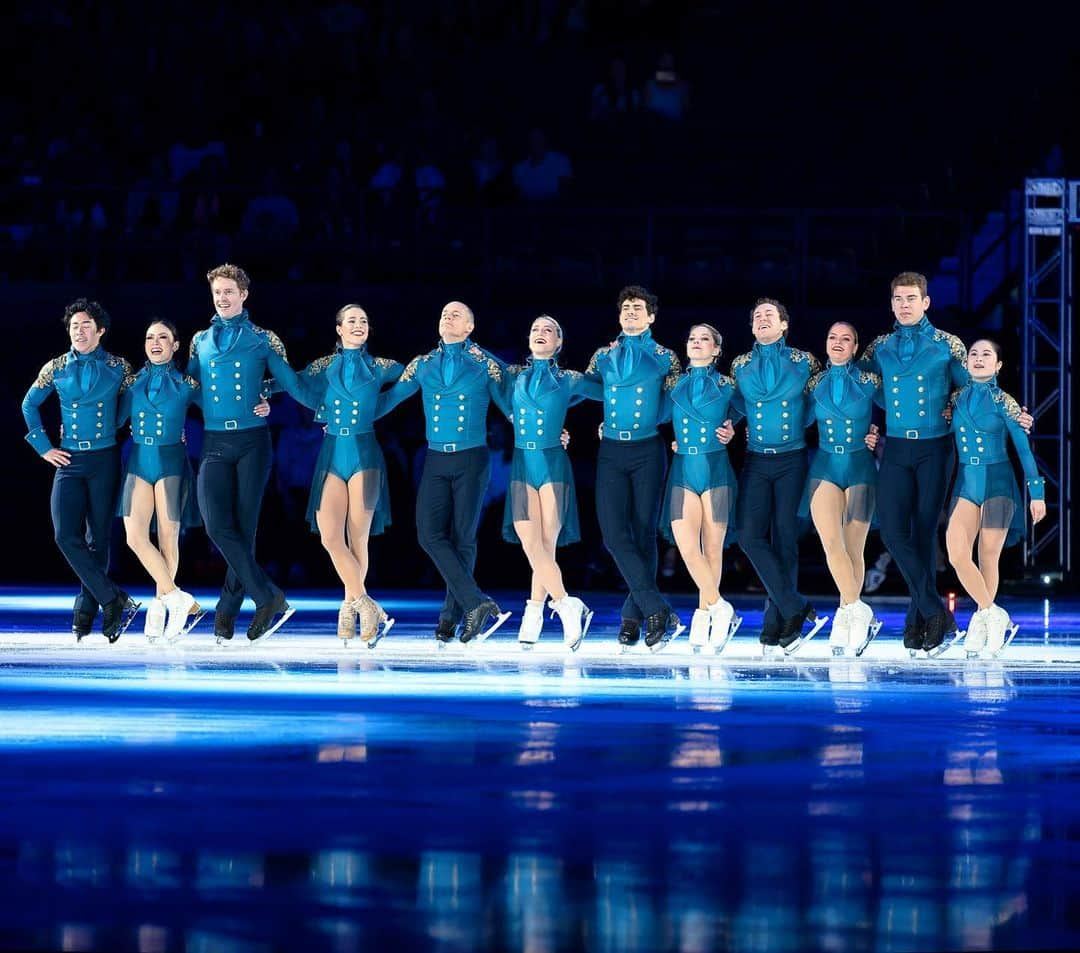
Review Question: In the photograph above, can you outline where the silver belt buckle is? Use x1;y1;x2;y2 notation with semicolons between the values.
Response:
525;441;537;450
762;447;777;455
969;455;981;465
686;445;698;455
618;430;632;441
443;443;457;453
338;426;350;436
77;440;92;451
224;419;238;431
905;428;919;439
833;445;845;455
142;436;155;446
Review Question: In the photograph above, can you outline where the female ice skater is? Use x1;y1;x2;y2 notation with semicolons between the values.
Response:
298;304;403;645
501;315;601;650
119;319;269;642
805;322;884;657
945;339;1045;658
660;324;741;653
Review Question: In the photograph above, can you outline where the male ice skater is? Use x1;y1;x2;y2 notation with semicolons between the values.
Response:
859;271;1031;655
729;298;824;655
378;301;511;643
22;298;139;642
189;263;310;643
585;285;683;650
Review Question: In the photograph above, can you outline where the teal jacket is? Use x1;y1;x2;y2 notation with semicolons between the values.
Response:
730;339;820;453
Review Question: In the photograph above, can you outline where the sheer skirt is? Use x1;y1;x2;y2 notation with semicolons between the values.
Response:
502;447;580;547
306;432;391;536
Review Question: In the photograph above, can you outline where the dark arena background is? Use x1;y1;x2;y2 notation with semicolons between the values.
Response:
2;3;1079;952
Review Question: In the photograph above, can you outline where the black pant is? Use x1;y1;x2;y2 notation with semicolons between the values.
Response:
595;436;669;622
51;446;122;613
416;447;491;625
736;449;808;627
198;428;276;615
877;434;954;623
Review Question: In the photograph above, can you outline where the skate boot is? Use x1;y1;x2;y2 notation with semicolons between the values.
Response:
983;604;1018;658
460;600;510;644
144;598;166;644
102;592;141;644
923;608;960;658
688;608;712;654
617;619;641;651
215;610;236;645
162;588;201;642
549;594;592;652
644;611;684;652
517;599;545;650
902;615;925;659
356;594;393;648
780;604;828;656
73;608;96;643
247;591;294;643
707;596;740;653
336;600;358;642
760;614;783;659
847;600;881;658
828;603;852;657
963;608;989;659
434;618;459;644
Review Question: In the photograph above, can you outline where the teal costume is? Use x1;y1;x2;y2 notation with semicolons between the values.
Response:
802;361;883;523
499;357;602;546
659;364;740;544
949;379;1044;548
116;361;201;528
297;344;404;535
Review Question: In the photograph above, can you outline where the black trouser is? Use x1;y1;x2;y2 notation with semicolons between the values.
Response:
416;447;491;625
51;446;122;614
198;428;276;616
595;436;669;623
877;434;954;624
736;449;808;628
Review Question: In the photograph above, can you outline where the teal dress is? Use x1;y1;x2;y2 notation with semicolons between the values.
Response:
499;357;602;546
297;345;404;535
116;361;201;528
802;361;883;523
948;379;1044;548
659;364;740;544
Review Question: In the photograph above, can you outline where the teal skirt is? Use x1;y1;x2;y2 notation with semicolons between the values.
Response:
117;442;201;529
949;460;1024;548
799;446;877;523
660;451;738;545
502;447;581;547
306;432;391;536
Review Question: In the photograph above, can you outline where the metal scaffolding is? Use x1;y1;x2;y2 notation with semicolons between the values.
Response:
1021;178;1073;578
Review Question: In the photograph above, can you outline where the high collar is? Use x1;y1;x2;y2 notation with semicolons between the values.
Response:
617;328;653;347
687;362;715;376
969;375;998;390
146;360;175;375
439;337;469;353
526;355;556;367
338;342;368;358
212;310;250;327
71;346;104;362
893;316;930;334
752;338;786;357
826;359;854;374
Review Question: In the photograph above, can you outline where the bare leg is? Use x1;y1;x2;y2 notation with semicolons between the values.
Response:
154;479;181;584
316;474;366;601
345;470;378;597
513;485;566;602
841;511;871;596
700;489;728;596
123;477;174;597
946;499;991;609
810;482;859;605
671;493;721;608
976;524;1009;603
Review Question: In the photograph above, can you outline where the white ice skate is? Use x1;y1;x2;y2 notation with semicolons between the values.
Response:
517;599;545;650
852;601;883;658
983;604;1018;658
707;597;740;654
162;588;201;642
549;595;592;652
688;608;712;654
962;608;988;659
144;598;166;644
828;604;852;657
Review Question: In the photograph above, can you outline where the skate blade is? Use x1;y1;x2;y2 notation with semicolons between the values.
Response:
248;605;295;645
783;614;829;656
762;644;783;659
990;624;1020;658
518;641;536;652
926;630;963;659
711;614;741;655
365;617;394;650
852;618;883;658
169;608;206;642
470;610;512;645
649;623;686;653
108;602;143;644
565;609;593;653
